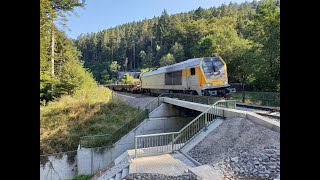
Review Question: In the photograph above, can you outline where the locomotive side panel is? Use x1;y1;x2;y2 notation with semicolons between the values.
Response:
141;70;188;91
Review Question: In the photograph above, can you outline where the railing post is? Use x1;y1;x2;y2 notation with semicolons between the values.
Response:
223;106;225;117
204;113;208;131
135;137;137;158
145;109;149;119
91;148;93;175
172;134;175;153
242;86;245;103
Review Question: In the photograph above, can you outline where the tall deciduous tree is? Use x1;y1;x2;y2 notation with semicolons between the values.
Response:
160;53;175;66
170;42;185;62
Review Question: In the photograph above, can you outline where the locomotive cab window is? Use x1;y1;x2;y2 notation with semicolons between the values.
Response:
202;57;225;80
190;68;195;75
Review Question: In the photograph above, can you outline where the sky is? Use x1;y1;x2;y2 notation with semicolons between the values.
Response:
59;0;252;39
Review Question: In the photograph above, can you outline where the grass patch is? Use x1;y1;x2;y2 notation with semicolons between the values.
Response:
70;175;92;180
40;86;142;154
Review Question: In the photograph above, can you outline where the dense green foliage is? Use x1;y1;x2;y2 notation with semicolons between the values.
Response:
75;0;280;91
40;0;95;103
40;0;142;155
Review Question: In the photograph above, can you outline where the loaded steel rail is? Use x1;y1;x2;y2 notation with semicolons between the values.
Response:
236;102;280;112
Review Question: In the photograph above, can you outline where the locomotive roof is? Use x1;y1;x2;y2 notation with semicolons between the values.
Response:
141;58;202;76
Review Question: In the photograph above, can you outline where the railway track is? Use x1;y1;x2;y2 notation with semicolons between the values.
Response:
236;103;280;121
236;103;280;112
256;112;280;120
111;91;280;120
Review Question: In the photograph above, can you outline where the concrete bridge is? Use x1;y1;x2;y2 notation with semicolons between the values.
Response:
94;96;280;180
41;93;280;180
159;97;280;132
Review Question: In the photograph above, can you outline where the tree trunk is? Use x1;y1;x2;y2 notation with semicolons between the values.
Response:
51;23;55;77
133;43;135;70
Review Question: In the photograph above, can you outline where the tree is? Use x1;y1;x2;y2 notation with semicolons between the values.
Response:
72;0;280;92
140;67;154;73
192;7;209;20
109;61;121;80
40;0;89;102
100;70;110;84
159;53;175;67
170;42;185;62
195;35;215;57
123;57;128;71
249;0;280;91
195;16;254;83
156;9;170;45
121;73;134;84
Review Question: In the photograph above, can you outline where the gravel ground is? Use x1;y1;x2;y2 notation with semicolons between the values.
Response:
187;117;280;180
123;173;200;180
114;92;157;109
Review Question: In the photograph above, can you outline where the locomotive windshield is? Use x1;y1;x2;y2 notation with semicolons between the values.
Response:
202;57;225;80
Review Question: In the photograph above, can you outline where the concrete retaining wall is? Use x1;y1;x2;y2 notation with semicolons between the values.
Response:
149;103;185;118
40;154;77;180
77;103;194;175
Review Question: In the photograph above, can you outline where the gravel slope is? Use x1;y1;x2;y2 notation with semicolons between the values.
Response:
187;117;280;180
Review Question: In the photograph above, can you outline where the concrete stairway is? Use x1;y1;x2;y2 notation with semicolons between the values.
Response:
188;165;224;180
107;166;129;180
95;151;133;180
94;118;224;179
129;152;197;176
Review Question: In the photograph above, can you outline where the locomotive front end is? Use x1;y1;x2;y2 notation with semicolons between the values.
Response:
201;57;235;96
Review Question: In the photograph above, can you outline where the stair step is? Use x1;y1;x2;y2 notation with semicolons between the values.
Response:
121;167;129;178
115;172;122;180
109;178;115;180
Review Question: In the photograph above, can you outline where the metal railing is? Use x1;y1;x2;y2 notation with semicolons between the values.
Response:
159;93;223;105
134;99;236;157
79;93;235;149
214;99;237;109
80;134;112;148
231;91;280;107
